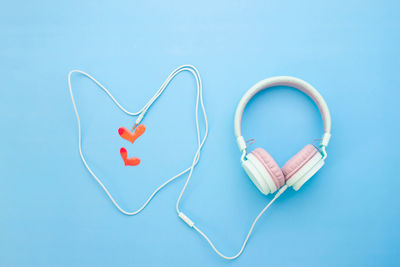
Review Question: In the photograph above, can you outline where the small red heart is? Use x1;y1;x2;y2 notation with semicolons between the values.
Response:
118;124;146;143
120;147;140;166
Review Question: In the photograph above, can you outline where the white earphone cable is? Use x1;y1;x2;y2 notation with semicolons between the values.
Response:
68;65;285;260
68;65;208;215
177;159;287;261
193;186;286;260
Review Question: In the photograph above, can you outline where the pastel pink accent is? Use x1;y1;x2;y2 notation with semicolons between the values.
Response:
251;148;285;188
282;144;318;180
239;81;328;132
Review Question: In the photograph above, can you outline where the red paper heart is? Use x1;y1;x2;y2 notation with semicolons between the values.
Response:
120;147;140;166
118;124;146;143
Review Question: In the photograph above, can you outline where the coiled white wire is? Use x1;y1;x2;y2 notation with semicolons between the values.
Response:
68;65;285;260
68;65;208;215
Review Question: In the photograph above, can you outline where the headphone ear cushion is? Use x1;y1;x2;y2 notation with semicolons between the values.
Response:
251;148;285;189
282;144;318;181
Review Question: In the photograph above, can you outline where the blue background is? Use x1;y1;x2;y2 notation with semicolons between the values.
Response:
1;0;399;266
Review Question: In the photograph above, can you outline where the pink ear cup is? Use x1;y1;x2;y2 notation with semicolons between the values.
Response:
251;148;285;189
282;144;318;181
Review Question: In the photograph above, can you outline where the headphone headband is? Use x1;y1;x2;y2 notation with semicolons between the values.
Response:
234;76;331;152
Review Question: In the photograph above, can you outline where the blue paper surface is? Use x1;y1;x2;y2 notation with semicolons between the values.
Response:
1;1;399;266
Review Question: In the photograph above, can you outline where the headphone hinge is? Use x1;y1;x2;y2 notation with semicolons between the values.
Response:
321;132;331;147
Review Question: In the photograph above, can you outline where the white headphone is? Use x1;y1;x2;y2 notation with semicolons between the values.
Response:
234;76;331;195
177;76;332;260
68;68;331;260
